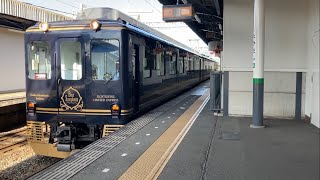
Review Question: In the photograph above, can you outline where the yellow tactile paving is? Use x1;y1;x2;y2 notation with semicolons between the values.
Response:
119;90;210;180
0;91;26;107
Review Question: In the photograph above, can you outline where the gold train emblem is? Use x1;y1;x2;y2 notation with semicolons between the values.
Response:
60;87;83;111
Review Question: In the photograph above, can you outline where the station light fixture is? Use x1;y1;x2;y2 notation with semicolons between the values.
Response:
39;22;50;32
90;20;102;31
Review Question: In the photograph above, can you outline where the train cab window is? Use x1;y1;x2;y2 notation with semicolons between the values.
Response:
60;41;82;80
91;39;120;81
144;46;152;78
28;41;51;80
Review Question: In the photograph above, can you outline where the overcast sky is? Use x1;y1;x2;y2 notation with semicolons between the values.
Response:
18;0;208;52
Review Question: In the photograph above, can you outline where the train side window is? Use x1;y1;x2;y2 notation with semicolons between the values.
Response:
178;56;184;74
169;54;177;75
194;57;200;70
91;39;120;81
28;41;51;80
185;57;189;72
144;46;152;78
189;58;193;71
164;53;171;75
60;41;82;80
201;59;204;70
132;46;136;80
160;52;165;76
155;51;161;75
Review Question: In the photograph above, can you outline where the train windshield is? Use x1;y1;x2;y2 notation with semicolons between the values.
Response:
91;39;120;81
60;41;82;80
28;41;51;80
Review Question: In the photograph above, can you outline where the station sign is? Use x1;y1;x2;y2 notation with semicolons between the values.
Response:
163;4;194;22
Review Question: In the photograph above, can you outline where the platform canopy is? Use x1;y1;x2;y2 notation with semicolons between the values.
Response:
0;13;35;30
158;0;223;44
0;0;70;30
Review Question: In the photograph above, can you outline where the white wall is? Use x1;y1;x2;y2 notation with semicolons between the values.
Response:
228;71;305;118
224;0;309;71
305;0;319;127
223;0;317;125
0;27;25;92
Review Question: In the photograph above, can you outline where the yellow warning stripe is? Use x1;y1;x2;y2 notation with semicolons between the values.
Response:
119;90;209;180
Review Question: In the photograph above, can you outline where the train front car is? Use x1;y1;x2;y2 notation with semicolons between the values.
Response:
25;19;130;158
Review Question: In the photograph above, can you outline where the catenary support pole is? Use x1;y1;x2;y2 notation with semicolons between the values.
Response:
251;0;265;128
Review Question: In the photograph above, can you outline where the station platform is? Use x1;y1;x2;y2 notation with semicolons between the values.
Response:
0;91;26;132
0;91;26;108
30;82;319;180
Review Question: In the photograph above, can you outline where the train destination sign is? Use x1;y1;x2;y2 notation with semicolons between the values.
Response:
163;4;194;22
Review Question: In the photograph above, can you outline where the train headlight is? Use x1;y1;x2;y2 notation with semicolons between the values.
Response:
111;104;120;116
39;22;50;32
90;20;101;31
27;101;36;114
27;101;35;109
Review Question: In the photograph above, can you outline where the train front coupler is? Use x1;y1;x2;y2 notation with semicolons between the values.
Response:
56;126;76;152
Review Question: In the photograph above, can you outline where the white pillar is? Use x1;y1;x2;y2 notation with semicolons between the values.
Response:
251;0;265;128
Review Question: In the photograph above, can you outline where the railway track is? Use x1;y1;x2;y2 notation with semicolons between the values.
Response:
0;127;28;155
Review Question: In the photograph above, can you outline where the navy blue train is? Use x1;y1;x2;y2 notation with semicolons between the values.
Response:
25;8;216;158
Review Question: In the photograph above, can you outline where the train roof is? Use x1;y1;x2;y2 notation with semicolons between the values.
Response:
77;8;214;61
26;7;215;61
77;8;194;51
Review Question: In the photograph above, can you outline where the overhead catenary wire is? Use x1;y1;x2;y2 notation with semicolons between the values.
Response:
144;0;162;14
72;0;93;8
55;0;78;9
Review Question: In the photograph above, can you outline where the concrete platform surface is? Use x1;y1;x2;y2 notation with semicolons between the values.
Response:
0;91;25;107
159;112;320;180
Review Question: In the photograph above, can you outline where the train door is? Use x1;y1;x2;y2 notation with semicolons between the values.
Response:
84;39;121;124
132;44;140;112
56;37;86;119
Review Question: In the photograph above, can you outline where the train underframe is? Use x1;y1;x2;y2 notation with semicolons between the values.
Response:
27;121;123;158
